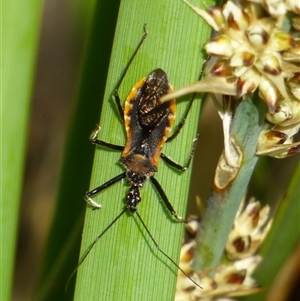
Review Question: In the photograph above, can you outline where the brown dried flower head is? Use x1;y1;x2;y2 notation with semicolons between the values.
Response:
176;198;272;300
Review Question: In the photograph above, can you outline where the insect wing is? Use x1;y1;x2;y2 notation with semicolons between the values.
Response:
122;69;176;168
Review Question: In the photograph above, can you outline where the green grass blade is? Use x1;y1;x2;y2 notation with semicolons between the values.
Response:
1;1;42;301
34;1;120;300
73;0;213;300
193;95;268;271
242;162;300;301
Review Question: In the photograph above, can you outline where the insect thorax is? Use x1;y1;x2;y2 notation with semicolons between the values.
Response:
120;154;157;184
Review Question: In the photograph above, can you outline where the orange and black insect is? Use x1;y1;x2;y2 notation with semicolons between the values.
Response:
66;26;200;290
85;68;197;221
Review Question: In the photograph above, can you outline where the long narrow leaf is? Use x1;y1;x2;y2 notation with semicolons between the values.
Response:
193;95;267;271
1;1;42;301
35;1;120;300
242;162;300;301
74;0;212;300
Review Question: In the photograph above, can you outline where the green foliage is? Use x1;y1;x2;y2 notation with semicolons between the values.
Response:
193;95;268;271
72;1;211;300
6;0;299;300
35;1;120;300
36;0;211;300
243;163;300;301
1;1;42;301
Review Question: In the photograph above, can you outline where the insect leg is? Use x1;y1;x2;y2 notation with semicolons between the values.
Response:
166;93;197;143
65;207;128;291
89;124;124;151
85;172;126;209
166;60;205;142
135;211;202;289
160;134;199;171
150;176;185;222
114;24;148;120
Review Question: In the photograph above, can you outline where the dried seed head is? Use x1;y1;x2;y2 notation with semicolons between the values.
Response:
176;197;269;300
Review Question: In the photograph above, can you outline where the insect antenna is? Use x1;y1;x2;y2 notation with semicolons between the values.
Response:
113;24;148;93
113;24;148;118
65;207;127;291
135;211;202;289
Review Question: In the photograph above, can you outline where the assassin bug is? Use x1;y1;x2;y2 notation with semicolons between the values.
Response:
66;26;200;290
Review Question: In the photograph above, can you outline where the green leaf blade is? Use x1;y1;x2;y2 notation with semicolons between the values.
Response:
73;0;213;300
1;2;43;301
